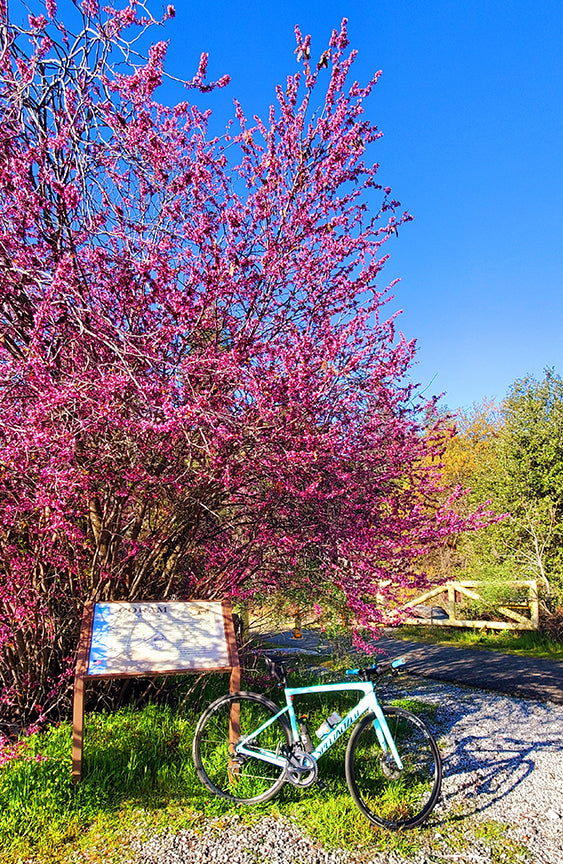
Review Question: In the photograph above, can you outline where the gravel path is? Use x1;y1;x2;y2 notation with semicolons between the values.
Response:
414;678;563;863
133;679;563;864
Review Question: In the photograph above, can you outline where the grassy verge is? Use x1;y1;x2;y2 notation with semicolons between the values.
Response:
0;664;531;864
389;624;563;661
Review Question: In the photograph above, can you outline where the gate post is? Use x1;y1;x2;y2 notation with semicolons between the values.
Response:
447;584;456;621
529;581;539;630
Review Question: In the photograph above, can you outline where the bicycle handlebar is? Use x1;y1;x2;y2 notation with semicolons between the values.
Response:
345;657;405;680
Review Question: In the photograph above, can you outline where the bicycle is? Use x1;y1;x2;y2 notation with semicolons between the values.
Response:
192;655;442;830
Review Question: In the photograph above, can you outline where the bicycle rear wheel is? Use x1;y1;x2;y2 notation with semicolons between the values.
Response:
192;691;291;804
345;706;442;829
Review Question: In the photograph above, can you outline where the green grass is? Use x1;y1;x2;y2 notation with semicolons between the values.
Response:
0;667;531;864
391;624;563;660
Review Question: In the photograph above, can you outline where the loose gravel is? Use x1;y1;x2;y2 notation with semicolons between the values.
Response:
411;678;563;864
132;678;563;864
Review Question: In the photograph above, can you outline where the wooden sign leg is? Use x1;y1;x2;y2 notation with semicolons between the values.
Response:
72;674;85;783
228;664;241;743
228;664;241;780
229;664;241;694
72;601;95;782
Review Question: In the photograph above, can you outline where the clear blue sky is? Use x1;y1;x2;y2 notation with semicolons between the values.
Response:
160;0;562;412
19;0;563;411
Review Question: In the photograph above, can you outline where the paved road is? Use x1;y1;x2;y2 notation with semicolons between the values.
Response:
260;629;563;704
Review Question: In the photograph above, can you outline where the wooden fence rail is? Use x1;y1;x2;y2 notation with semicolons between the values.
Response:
402;580;539;630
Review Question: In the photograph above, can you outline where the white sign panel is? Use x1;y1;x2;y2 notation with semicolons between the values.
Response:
87;601;231;676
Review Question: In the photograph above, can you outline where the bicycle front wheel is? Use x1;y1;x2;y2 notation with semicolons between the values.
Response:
345;706;442;830
192;691;291;805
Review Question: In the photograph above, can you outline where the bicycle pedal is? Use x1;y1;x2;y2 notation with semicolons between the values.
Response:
315;778;328;791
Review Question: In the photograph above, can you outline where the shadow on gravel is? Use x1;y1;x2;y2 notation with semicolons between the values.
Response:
427;695;563;821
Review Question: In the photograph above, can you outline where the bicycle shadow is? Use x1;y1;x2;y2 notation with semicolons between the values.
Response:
409;685;563;822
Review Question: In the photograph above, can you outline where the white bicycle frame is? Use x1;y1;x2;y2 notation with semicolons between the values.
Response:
235;680;403;770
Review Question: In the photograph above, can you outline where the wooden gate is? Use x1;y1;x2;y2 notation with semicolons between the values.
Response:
402;580;539;630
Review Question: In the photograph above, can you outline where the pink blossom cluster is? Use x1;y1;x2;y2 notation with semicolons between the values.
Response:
0;721;48;767
0;6;494;722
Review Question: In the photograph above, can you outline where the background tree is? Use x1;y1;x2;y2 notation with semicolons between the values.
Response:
500;370;563;597
420;401;505;581
0;1;489;724
437;371;563;604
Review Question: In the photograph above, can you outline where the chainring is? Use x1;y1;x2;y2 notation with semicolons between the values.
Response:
285;748;319;788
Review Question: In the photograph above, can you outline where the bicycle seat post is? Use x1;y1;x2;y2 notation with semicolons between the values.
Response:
264;655;288;688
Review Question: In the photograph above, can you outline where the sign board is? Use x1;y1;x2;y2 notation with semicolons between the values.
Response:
72;600;240;781
87;601;233;676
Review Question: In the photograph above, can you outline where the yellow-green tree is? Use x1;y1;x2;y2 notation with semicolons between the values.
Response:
424;400;507;581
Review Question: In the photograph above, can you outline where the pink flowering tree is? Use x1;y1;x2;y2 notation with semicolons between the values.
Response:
0;1;489;724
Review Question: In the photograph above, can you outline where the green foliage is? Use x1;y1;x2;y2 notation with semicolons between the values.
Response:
502;370;563;501
250;581;351;633
501;370;563;598
438;370;563;606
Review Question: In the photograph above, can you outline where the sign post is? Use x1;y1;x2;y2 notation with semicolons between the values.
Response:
72;600;240;782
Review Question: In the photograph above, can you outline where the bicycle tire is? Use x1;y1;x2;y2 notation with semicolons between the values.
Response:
345;706;442;830
192;691;291;804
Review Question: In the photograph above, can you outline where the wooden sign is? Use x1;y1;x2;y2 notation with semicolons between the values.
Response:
72;600;240;782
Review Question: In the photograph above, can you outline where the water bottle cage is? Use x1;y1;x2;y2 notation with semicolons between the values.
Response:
297;717;313;754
